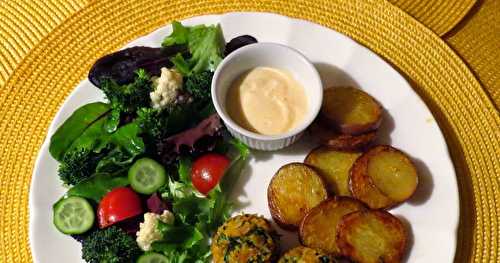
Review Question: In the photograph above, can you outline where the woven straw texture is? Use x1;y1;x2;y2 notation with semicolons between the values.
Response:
0;0;478;90
0;0;89;88
446;0;500;109
0;0;498;263
389;0;477;36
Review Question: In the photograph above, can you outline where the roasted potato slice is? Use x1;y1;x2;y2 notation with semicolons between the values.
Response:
367;146;418;202
305;146;362;196
278;246;337;263
268;163;328;230
309;121;377;151
299;197;367;255
349;159;395;209
350;145;418;209
321;87;382;135
336;210;407;263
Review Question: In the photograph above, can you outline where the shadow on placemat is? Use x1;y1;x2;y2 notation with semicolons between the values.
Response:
444;0;500;111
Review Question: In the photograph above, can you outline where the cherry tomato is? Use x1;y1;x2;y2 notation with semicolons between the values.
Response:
191;153;231;195
97;187;142;228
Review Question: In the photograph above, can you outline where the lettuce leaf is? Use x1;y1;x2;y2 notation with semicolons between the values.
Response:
162;21;224;75
162;21;190;46
155;140;250;262
220;139;250;193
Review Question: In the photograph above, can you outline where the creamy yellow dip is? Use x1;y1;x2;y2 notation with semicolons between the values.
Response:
226;67;308;135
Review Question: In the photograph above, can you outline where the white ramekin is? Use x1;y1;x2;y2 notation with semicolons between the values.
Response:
211;42;323;151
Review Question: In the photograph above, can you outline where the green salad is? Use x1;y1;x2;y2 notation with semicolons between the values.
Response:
50;21;257;263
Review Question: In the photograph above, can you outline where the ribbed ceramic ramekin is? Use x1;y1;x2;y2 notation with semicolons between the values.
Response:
211;43;323;151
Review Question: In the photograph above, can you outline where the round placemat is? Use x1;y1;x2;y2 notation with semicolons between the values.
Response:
446;0;500;108
0;0;477;87
0;0;498;263
0;0;89;87
389;0;477;36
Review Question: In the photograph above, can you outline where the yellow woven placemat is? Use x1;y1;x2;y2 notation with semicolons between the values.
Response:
446;0;500;109
0;0;499;263
0;0;90;88
389;0;477;36
0;0;478;89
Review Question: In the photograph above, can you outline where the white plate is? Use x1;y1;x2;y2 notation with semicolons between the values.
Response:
29;12;458;263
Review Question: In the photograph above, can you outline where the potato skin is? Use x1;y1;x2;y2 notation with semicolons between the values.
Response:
321;87;382;135
349;145;418;209
336;210;407;263
365;145;418;202
211;214;279;263
278;246;337;263
299;196;367;255
304;146;362;196
349;154;395;209
268;163;329;230
309;121;377;151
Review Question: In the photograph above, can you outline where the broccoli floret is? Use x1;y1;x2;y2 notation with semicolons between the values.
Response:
101;69;152;113
136;107;163;139
81;226;141;263
184;71;213;101
136;104;194;139
58;149;105;185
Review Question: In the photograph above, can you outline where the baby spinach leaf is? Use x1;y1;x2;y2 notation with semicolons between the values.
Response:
106;122;145;156
103;108;121;133
95;146;136;173
49;102;110;161
67;116;108;154
67;172;129;202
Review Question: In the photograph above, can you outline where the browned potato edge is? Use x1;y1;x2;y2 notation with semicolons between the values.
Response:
309;121;377;151
349;147;397;209
298;196;368;254
336;210;407;263
320;87;383;135
267;162;329;231
349;145;419;209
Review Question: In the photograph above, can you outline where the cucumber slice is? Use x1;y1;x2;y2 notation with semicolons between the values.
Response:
53;196;94;234
137;252;169;263
128;158;167;194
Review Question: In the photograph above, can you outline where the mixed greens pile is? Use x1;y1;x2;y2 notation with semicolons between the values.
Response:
50;21;256;263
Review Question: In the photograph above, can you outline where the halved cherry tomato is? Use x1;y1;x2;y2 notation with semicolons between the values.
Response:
98;187;142;228
191;153;231;195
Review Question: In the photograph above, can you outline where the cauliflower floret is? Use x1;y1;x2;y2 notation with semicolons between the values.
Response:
136;210;174;251
150;67;183;109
